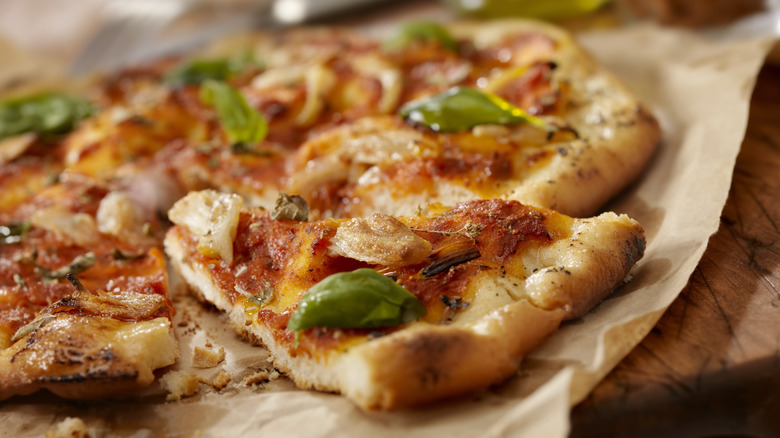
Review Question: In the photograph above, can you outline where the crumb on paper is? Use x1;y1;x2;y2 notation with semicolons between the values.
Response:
244;368;280;386
45;417;90;438
211;370;232;390
160;370;201;401
191;345;225;368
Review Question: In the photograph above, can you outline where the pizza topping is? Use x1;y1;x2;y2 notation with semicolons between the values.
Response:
199;80;268;145
0;221;30;244
37;252;97;281
110;248;146;261
0;133;36;165
165;58;240;86
329;214;432;267
384;21;459;53
286;268;426;331
440;295;470;323
350;54;403;114
0;92;93;140
421;241;481;277
168;190;243;264
399;86;551;133
271;193;309;221
296;63;337;126
30;205;100;247
96;191;145;240
341;127;436;166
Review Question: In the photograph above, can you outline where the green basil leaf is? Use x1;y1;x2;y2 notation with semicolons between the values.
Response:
0;93;93;140
384;21;458;52
165;51;263;86
287;268;426;331
199;79;268;144
399;86;552;133
164;59;236;86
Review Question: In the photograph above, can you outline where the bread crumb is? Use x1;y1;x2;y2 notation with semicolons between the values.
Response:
45;417;90;438
160;370;201;401
211;370;232;390
244;368;280;386
191;345;225;368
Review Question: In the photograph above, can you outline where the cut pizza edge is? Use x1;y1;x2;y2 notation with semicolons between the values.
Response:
0;289;179;400
164;190;645;410
0;171;182;400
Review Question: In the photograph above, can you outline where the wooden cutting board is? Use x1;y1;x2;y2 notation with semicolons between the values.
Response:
570;63;780;438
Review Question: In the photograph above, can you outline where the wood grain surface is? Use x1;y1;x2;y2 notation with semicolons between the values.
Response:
570;63;780;438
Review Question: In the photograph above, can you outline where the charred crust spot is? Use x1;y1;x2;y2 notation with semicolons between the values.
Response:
623;234;646;268
396;331;471;390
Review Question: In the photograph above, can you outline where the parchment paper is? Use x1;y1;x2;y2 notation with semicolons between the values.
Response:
0;9;776;438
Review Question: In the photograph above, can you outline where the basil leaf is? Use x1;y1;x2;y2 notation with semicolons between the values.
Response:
165;51;263;86
384;21;458;53
0;93;93;140
399;86;552;133
287;269;426;331
199;79;268;144
165;59;236;86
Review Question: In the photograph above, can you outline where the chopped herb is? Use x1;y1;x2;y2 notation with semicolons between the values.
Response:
440;295;470;323
11;313;56;342
463;221;484;240
271;193;309;222
38;252;96;281
0;221;30;244
0;93;93;140
13;273;25;289
421;243;481;277
247;282;273;307
65;272;89;293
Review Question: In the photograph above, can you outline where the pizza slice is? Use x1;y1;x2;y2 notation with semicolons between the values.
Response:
186;21;659;218
0;172;178;399
165;190;644;410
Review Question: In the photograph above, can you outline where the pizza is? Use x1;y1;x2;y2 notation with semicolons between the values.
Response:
0;19;657;408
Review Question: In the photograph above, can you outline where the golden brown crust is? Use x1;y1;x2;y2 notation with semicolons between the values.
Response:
341;301;564;410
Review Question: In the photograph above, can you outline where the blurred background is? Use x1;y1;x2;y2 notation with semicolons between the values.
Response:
0;0;770;74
